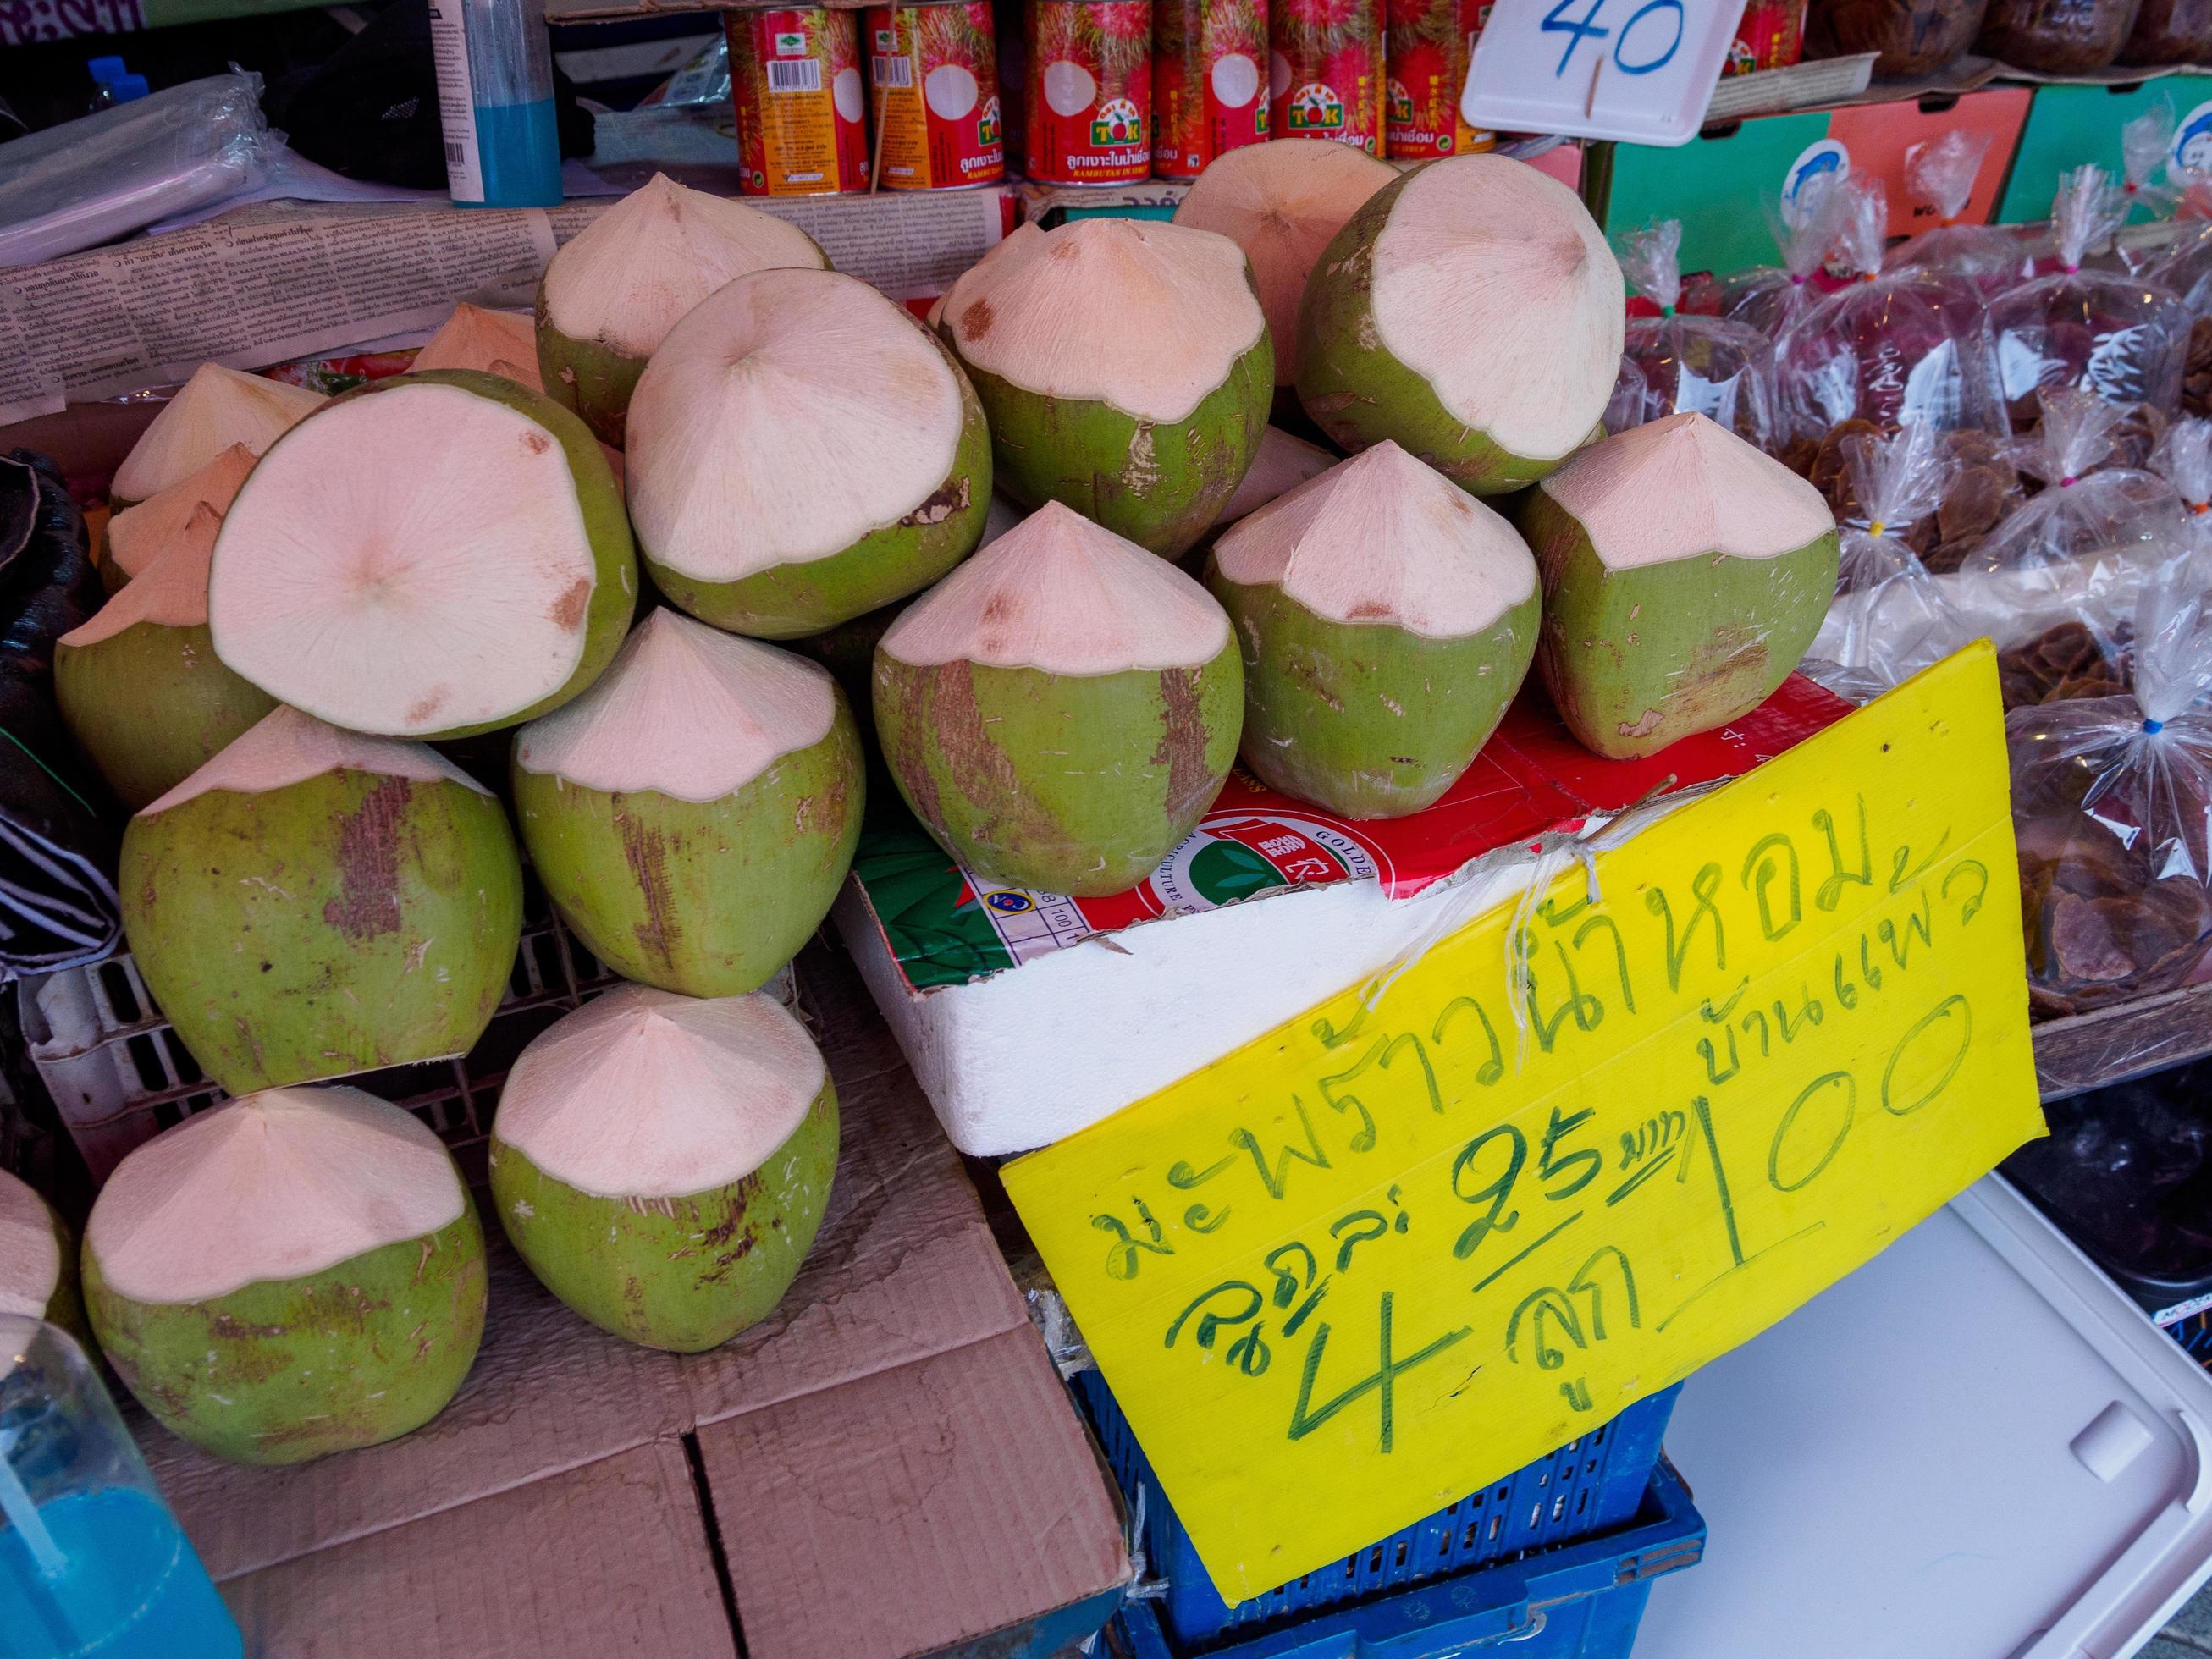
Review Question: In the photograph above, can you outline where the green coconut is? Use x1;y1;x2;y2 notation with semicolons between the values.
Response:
411;302;543;391
1207;440;1539;818
103;442;255;592
938;217;1272;558
536;173;828;448
108;364;323;510
488;985;836;1353
58;502;279;811
1296;154;1623;495
626;267;990;638
82;1087;485;1464
119;705;524;1093
512;608;864;996
1;1171;88;1350
206;370;637;741
1522;411;1840;760
874;501;1243;896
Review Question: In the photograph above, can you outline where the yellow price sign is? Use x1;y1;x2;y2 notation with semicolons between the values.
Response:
1004;645;2045;1601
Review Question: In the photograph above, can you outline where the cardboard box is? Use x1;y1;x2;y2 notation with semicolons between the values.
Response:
1997;74;2212;223
129;943;1131;1658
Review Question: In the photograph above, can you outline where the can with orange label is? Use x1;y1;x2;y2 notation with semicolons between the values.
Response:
1153;0;1268;179
1025;0;1153;186
728;8;870;196
1267;0;1382;155
1383;0;1494;160
866;2;1007;190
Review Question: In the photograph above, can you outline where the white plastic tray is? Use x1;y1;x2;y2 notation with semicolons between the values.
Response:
1638;1176;2212;1659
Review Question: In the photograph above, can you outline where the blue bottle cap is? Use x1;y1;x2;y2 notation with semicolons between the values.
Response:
88;55;127;82
112;74;151;103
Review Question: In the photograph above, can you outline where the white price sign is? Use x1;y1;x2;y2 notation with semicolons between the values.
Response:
1462;0;1751;147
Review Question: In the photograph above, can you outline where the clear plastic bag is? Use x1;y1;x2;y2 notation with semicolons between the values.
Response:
2121;0;2212;64
1776;174;2008;440
1807;0;1992;74
2151;418;2212;562
0;73;279;270
1605;353;1650;435
2121;102;2182;228
1807;424;1973;692
1978;0;2147;72
1988;167;2193;425
1615;220;1780;449
2010;579;2212;1019
1887;130;2034;297
1718;185;1853;339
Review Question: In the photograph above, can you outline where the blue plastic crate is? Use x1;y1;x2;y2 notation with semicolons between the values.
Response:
1073;1370;1682;1647
1108;1462;1705;1659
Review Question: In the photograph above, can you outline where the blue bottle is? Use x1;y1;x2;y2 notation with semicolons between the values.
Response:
429;0;564;209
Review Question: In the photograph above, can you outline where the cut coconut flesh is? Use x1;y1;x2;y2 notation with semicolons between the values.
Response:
1217;425;1337;526
411;303;543;391
86;1088;466;1306
516;607;837;799
207;373;635;738
881;500;1229;675
1175;141;1396;386
496;985;824;1199
626;267;988;635
106;444;255;584
64;503;223;645
109;366;324;506
141;702;489;814
0;1170;61;1320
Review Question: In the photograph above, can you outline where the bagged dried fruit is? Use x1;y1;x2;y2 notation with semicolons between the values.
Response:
1775;174;2007;441
1978;0;2146;72
1988;167;2191;424
2009;581;2212;1020
2151;416;2212;553
1789;416;2023;572
1613;219;1781;449
1806;0;1991;74
1718;184;1853;339
2120;0;2212;64
1605;352;1649;436
1886;130;2035;297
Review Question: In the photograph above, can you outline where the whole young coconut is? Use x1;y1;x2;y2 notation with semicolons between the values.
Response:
1216;425;1337;527
57;503;278;811
119;706;524;1093
513;609;864;996
937;217;1272;558
1208;441;1539;818
104;442;254;590
207;369;636;740
0;1171;87;1348
1173;141;1397;400
1297;155;1624;495
536;173;828;447
109;365;323;510
411;303;543;392
1522;411;1839;760
488;985;836;1353
626;268;990;637
874;501;1243;896
82;1087;485;1465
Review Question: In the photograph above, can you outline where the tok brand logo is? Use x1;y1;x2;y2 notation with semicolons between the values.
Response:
1287;82;1344;132
1090;96;1142;146
773;30;806;53
977;94;1001;146
1386;76;1412;124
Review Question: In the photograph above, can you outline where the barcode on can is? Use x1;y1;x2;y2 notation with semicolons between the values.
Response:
767;59;823;92
444;140;465;163
872;55;914;88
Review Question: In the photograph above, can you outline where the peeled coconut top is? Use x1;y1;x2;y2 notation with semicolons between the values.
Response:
495;984;826;1199
1539;412;1834;570
108;444;256;583
64;503;223;646
626;268;968;579
141;703;489;817
941;218;1265;425
86;1087;466;1305
1371;156;1624;463
208;379;608;736
1216;441;1536;637
111;366;324;505
1219;426;1336;525
882;500;1228;675
516;609;838;800
542;173;827;359
413;304;543;392
1174;141;1396;386
0;1171;59;1320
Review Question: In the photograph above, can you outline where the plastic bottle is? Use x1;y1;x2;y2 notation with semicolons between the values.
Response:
429;0;564;208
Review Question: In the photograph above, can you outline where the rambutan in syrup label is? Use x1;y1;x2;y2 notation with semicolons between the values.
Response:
728;9;871;196
1383;0;1494;159
868;3;1007;188
1268;0;1382;154
1025;0;1154;185
1154;0;1269;179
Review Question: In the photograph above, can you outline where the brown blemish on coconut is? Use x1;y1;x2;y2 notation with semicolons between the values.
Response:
900;472;973;528
1154;667;1212;813
406;687;449;725
959;299;994;343
617;803;679;968
323;777;411;940
522;430;550;456
549;577;592;631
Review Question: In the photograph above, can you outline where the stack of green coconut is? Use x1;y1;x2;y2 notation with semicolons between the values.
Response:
34;154;1838;1467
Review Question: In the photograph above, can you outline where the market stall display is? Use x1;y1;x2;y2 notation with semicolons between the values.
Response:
1886;130;2033;298
1614;218;1780;446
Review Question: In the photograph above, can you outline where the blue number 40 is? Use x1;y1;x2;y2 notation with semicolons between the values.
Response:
1542;0;1685;78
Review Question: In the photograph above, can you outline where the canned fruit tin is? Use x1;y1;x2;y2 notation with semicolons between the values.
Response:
868;3;1007;189
1026;0;1154;185
1154;0;1269;179
729;8;870;196
1268;0;1382;154
1383;0;1493;158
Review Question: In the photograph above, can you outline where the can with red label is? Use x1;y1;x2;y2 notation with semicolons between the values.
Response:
1382;0;1493;159
728;8;871;196
866;3;1007;189
1267;0;1382;155
1152;0;1268;179
1025;0;1153;186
